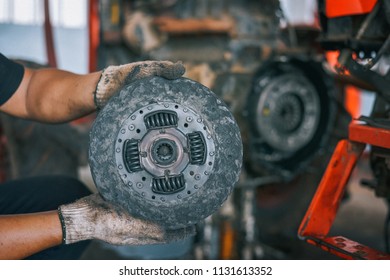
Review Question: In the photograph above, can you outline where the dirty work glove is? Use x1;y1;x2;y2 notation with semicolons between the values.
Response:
94;61;185;110
58;194;195;245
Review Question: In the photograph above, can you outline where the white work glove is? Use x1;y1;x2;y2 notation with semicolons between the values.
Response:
58;194;195;245
94;60;185;109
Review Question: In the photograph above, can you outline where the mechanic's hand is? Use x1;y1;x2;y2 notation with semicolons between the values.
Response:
58;194;195;245
94;61;185;109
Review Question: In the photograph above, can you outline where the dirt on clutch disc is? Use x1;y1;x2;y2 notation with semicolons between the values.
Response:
89;76;243;229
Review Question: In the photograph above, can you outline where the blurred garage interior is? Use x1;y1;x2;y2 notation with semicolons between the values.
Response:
0;0;389;260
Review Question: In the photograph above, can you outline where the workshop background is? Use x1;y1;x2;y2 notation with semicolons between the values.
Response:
0;0;389;260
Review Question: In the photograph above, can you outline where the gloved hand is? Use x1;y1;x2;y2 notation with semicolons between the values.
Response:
58;194;195;245
94;61;185;109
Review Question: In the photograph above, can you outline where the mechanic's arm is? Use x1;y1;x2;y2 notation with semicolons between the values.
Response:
0;211;62;260
0;61;185;123
0;59;187;259
0;195;194;260
1;68;100;123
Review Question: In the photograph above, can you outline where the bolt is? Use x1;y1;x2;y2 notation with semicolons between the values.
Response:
335;237;345;242
183;108;188;112
164;170;170;181
186;116;193;122
136;182;143;189
118;165;123;170
128;182;133;186
140;151;147;157
194;174;201;180
129;124;135;131
207;134;212;139
204;171;209;175
159;129;166;134
355;250;367;256
194;185;199;189
164;103;169;108
121;129;125;134
131;115;136;120
197;118;202;123
147;106;153;110
177;194;182;199
116;148;121;153
209;152;215;156
336;242;346;248
161;197;166;202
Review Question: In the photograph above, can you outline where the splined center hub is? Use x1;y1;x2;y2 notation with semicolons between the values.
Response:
114;102;215;202
273;94;303;133
139;127;188;177
152;139;177;165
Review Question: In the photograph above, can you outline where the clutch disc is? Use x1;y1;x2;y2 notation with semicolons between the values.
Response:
89;76;242;229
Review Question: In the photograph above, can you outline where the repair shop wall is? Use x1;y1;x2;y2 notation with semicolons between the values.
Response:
0;0;88;73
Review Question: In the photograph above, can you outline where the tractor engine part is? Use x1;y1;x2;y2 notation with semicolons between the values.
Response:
246;58;340;179
89;76;242;229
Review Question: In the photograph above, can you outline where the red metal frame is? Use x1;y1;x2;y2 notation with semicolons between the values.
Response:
298;122;390;259
88;0;100;73
43;0;57;68
326;0;377;18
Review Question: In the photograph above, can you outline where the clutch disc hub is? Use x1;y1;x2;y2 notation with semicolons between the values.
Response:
115;102;215;202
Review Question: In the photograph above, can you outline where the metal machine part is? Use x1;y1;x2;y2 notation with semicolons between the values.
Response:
246;58;337;179
298;0;390;259
298;123;390;259
254;73;320;154
114;103;215;202
95;0;349;259
318;0;389;55
89;77;243;229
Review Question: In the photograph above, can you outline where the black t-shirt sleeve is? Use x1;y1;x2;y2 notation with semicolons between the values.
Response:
0;53;24;106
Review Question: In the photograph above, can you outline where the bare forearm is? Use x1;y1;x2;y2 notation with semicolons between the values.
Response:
1;68;101;123
0;211;62;259
26;69;101;123
1;60;185;123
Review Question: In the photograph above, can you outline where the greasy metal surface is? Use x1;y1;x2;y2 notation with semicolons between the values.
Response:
89;77;243;229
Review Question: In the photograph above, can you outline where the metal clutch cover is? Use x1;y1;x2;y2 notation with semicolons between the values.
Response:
89;77;242;229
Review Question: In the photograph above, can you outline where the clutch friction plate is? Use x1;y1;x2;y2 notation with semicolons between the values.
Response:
89;76;242;229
